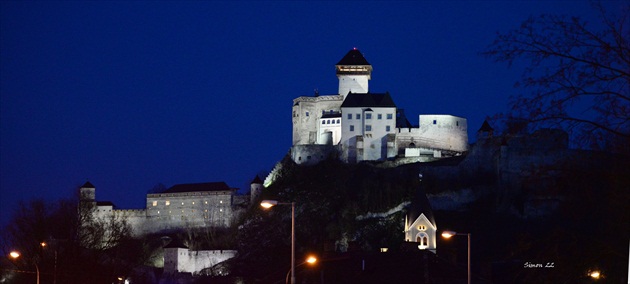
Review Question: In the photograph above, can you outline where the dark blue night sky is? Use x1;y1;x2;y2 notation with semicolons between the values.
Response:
1;1;623;227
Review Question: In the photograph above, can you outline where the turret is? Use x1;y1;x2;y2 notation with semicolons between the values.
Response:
250;175;264;205
79;181;96;203
336;48;372;98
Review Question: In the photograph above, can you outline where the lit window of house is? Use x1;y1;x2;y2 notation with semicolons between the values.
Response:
165;201;170;206
220;200;223;204
192;201;195;205
204;201;208;204
152;201;157;206
418;225;426;231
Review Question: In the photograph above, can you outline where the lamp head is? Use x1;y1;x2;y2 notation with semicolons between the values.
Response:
441;231;457;239
9;251;20;259
306;256;317;264
260;200;278;209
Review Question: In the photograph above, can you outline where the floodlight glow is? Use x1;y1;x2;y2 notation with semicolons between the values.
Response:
9;251;20;258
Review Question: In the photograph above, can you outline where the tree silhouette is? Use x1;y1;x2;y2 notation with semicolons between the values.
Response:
483;2;629;152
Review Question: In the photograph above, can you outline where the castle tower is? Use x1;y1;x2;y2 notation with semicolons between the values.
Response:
250;175;264;205
79;181;95;200
336;48;372;98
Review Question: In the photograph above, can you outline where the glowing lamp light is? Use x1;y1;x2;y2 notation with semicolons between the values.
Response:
9;251;20;258
588;270;601;279
441;231;456;239
306;256;317;264
260;200;278;209
40;242;47;247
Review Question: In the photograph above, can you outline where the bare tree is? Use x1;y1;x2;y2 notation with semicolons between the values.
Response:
483;2;630;152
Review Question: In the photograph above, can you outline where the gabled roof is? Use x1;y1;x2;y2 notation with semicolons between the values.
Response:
81;181;95;188
341;93;396;108
478;120;494;132
163;182;233;193
336;49;371;66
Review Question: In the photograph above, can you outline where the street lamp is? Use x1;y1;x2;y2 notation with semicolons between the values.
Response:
442;230;471;284
261;199;296;284
285;255;317;284
8;250;40;284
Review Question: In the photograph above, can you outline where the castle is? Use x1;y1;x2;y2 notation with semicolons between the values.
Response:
291;48;469;165
79;177;263;237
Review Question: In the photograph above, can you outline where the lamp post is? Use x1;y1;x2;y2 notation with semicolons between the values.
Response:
442;231;471;284
261;200;296;284
9;250;40;284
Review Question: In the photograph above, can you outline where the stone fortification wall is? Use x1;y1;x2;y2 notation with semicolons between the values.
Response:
164;248;237;275
292;95;343;145
113;209;147;235
291;144;339;165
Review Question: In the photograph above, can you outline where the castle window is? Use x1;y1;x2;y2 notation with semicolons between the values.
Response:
305;111;309;117
386;125;391;132
182;202;184;205
220;208;223;212
378;114;382;119
433;120;437;124
152;201;157;206
418;225;426;231
366;113;372;119
192;201;195;205
350;125;355;131
205;201;208;204
366;125;372;131
220;200;223;204
327;119;331;124
387;114;393;119
456;121;459;126
336;119;340;123
165;201;170;206
356;114;361;119
322;120;325;125
348;114;352;119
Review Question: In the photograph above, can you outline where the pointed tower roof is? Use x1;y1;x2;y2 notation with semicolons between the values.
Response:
336;48;371;66
81;181;95;188
406;176;435;227
478;120;494;132
251;175;263;184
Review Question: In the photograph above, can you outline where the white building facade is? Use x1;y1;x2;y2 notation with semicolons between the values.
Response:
290;49;468;165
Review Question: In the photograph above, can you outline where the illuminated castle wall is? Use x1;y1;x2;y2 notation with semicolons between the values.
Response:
291;49;468;165
79;178;262;237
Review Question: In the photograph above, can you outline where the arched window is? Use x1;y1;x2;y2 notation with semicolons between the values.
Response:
416;232;429;249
